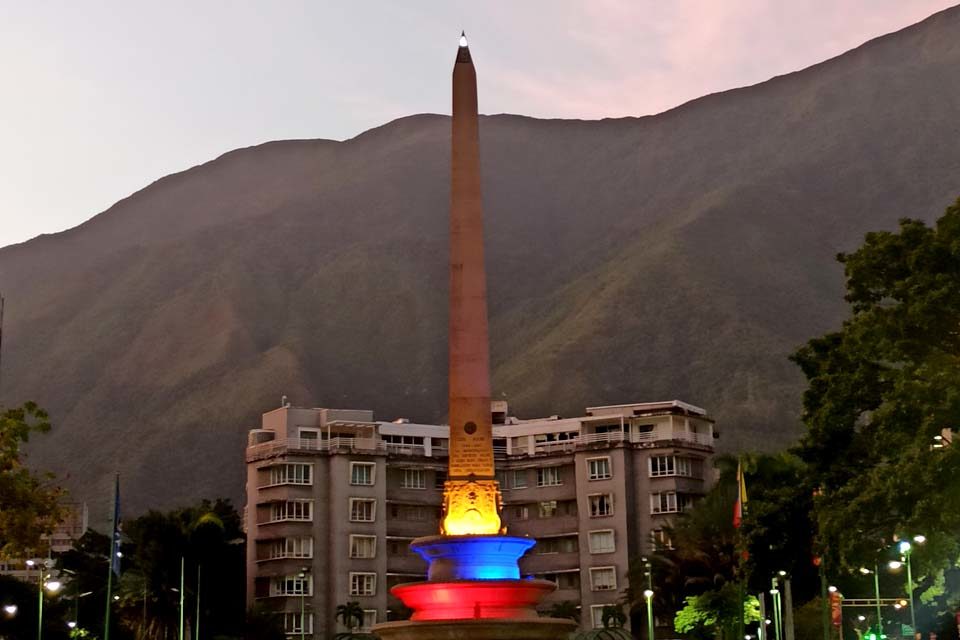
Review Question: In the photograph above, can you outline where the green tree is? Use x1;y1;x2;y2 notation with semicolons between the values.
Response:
62;500;244;640
792;197;960;574
601;604;627;628
335;601;365;631
0;401;65;558
674;585;760;640
244;604;286;640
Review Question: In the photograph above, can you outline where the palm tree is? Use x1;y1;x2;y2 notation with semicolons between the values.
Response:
601;604;627;628
335;601;366;633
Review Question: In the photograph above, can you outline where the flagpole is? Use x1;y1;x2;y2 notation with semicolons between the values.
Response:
735;458;747;640
195;564;201;640
179;556;185;640
103;473;119;640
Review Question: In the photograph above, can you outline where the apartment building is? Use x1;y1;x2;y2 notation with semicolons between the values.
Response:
244;400;715;636
0;502;89;581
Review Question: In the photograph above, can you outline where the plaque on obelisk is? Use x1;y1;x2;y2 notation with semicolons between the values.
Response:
440;32;502;536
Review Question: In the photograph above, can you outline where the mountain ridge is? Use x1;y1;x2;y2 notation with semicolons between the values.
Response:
2;5;960;515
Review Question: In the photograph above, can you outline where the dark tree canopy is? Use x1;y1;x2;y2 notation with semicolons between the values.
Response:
0;401;65;558
789;194;960;640
792;197;960;571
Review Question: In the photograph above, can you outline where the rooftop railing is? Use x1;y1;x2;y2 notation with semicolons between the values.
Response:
247;429;712;461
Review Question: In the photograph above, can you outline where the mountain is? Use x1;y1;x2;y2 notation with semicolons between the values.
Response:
2;7;960;516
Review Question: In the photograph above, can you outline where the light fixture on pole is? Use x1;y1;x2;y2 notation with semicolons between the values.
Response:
298;566;311;640
641;556;654;640
770;577;783;640
891;537;922;638
859;565;883;639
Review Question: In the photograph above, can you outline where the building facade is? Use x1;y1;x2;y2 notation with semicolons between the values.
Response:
244;400;715;636
0;502;89;581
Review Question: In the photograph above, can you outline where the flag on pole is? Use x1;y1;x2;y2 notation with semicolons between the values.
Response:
110;473;121;576
733;459;748;528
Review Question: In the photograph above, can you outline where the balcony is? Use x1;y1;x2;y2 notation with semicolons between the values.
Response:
247;436;386;461
511;429;712;456
247;429;713;463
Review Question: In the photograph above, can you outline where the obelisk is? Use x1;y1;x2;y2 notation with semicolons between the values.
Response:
440;32;502;536
373;35;575;639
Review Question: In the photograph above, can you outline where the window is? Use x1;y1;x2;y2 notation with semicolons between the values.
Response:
511;505;529;520
390;504;432;521
538;501;558;518
511;470;528;489
284;612;313;634
268;500;313;523
587;457;612;481
543;572;580;590
362;610;378;632
650;455;704;478
589;566;617;591
434;470;447;489
588;494;614;517
350;498;376;522
350;462;376;486
400;469;425;489
649;455;675;477
350;572;377;596
651;528;674;550
589;530;615;554
535;536;578;554
650;491;677;513
270;573;312;596
268;536;313;559
591;604;623;629
350;535;377;559
387;539;412;556
298;427;321;441
537;467;562;487
590;605;606;629
267;463;312;486
495;470;509;489
381;434;424;446
650;491;695;514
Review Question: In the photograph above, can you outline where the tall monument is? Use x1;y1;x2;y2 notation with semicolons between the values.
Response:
373;34;575;640
441;31;501;537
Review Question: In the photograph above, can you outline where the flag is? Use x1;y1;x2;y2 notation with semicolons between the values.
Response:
733;460;747;528
110;473;121;577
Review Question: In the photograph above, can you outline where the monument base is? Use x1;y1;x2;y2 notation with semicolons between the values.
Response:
374;617;577;640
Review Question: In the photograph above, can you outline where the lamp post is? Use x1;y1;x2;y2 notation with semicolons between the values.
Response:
859;565;883;638
179;557;185;640
889;536;924;637
29;559;61;640
770;577;783;640
298;566;311;640
641;557;654;640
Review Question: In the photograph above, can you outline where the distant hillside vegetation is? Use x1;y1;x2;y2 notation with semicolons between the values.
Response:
2;6;960;513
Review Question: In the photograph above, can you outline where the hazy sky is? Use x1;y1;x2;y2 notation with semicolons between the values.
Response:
1;1;955;248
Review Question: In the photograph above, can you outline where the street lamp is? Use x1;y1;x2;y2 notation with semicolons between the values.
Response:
859;565;883;639
770;578;783;640
2;604;16;617
891;536;923;636
643;589;655;640
298;566;311;640
641;557;654;640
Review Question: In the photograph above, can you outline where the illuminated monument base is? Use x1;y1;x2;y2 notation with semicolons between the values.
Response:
373;534;576;640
